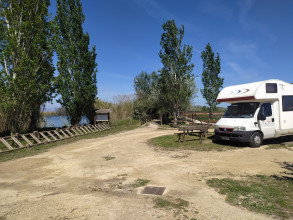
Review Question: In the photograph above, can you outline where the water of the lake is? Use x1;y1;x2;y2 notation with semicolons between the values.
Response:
42;116;89;128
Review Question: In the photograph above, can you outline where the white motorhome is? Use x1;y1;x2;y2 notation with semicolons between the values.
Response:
215;79;293;147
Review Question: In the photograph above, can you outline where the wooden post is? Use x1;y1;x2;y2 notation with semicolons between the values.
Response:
183;127;186;142
33;131;40;139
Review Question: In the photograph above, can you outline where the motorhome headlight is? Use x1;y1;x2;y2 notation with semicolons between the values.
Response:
234;126;246;131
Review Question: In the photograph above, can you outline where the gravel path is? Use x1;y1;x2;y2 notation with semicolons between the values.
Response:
0;123;292;220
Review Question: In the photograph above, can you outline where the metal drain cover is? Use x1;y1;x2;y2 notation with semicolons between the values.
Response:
141;186;166;195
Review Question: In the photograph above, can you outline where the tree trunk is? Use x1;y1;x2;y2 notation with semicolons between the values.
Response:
29;108;40;132
209;107;212;123
10;110;19;136
84;103;95;124
173;110;177;121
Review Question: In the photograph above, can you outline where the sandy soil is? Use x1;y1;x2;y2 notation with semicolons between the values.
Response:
0;123;292;220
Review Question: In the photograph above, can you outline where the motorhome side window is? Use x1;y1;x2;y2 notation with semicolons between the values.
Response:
259;103;272;117
282;96;293;111
266;83;277;93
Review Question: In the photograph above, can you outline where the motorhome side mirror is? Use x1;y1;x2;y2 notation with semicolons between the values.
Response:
258;112;266;121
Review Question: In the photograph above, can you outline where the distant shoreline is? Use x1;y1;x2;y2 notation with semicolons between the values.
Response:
42;111;60;117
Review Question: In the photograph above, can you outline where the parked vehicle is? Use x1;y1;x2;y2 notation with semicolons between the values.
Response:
215;79;293;147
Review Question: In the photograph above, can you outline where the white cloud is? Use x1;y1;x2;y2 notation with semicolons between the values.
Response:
98;72;133;80
227;42;257;54
131;0;174;24
238;0;254;28
223;41;267;68
224;62;265;84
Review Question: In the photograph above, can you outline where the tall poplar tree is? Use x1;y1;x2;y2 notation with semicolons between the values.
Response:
55;0;97;126
201;43;223;121
0;0;55;133
158;20;196;120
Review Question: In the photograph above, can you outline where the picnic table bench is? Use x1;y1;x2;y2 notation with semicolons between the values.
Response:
174;124;210;142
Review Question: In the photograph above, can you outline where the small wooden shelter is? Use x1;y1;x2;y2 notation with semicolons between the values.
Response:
94;109;111;125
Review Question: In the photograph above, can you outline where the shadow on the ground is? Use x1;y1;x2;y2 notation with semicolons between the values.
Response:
272;161;293;181
208;135;292;148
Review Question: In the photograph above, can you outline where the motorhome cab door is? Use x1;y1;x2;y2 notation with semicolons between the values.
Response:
258;103;275;139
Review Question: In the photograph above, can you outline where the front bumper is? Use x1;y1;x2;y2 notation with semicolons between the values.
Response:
214;130;254;142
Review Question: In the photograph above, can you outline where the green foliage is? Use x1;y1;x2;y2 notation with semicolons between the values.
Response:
158;20;197;119
112;118;139;127
55;0;97;126
95;99;114;109
134;71;157;96
0;0;55;133
133;71;159;121
201;43;223;121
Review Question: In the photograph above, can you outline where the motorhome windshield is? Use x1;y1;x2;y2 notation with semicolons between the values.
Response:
223;102;259;118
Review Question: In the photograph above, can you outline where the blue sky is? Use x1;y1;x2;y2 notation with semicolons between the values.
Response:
46;0;293;110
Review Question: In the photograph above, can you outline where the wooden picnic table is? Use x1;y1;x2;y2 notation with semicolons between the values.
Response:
174;124;210;142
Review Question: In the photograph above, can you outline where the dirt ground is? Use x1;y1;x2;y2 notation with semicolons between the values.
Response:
0;123;293;220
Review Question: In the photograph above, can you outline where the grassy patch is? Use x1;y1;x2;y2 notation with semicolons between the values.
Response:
260;136;293;150
207;175;293;219
0;119;140;163
132;178;150;188
153;197;189;210
149;134;242;152
153;196;199;219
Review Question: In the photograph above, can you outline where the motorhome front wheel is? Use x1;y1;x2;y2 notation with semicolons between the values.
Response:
249;132;263;148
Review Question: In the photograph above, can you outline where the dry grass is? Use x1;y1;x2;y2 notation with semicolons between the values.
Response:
95;95;134;123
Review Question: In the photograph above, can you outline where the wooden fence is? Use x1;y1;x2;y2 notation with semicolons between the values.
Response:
0;123;110;153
